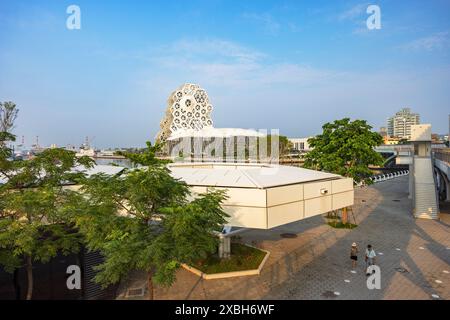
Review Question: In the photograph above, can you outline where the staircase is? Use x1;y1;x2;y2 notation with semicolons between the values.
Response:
413;157;439;219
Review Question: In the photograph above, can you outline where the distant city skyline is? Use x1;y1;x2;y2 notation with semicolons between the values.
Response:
387;107;420;139
1;0;449;148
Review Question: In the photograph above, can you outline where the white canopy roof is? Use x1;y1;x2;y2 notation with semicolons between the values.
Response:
72;164;126;177
168;127;265;140
0;165;126;185
168;162;341;189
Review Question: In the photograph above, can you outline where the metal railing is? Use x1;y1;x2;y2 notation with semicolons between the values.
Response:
433;148;450;164
370;170;409;183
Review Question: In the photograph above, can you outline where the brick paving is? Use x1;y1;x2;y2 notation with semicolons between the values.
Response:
117;176;450;300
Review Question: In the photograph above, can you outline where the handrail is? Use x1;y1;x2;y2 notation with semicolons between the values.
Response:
433;148;450;164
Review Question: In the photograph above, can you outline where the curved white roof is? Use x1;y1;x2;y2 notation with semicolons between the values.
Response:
168;162;341;189
167;127;265;140
72;164;126;177
0;165;126;186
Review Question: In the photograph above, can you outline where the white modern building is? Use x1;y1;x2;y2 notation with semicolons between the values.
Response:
152;84;355;256
156;83;214;143
169;162;354;229
155;83;278;162
289;137;312;152
156;83;266;144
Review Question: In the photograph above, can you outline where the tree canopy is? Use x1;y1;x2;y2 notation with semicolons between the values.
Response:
0;147;94;299
116;141;170;167
72;141;229;299
1;104;230;300
0;101;19;137
304;118;384;183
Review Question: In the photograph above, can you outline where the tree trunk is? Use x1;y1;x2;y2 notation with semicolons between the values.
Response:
26;255;33;300
147;271;154;300
342;207;348;224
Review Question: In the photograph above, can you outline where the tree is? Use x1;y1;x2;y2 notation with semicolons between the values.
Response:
0;102;18;175
0;103;98;299
258;134;292;159
116;141;170;167
304;118;384;184
0;101;19;138
73;142;228;299
0;139;94;299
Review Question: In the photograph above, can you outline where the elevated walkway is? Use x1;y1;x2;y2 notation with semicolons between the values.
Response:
412;157;439;219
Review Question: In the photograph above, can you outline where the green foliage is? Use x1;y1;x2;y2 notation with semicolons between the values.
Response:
0;103;96;299
304;118;384;183
0;102;231;298
117;141;170;167
192;243;267;274
0;101;18;177
327;221;358;229
74;164;229;289
0;101;19;135
155;190;229;270
0;148;94;277
259;134;292;157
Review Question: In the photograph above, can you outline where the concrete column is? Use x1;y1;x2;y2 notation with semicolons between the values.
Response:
408;163;413;199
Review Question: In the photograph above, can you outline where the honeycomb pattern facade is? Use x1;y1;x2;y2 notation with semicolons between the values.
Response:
156;83;214;143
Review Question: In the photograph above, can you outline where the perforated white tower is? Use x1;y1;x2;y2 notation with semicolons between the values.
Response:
156;83;214;143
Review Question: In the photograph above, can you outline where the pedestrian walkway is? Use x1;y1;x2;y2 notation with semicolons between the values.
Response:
117;176;449;300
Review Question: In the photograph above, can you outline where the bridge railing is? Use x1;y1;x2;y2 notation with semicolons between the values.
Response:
369;170;410;184
433;148;450;164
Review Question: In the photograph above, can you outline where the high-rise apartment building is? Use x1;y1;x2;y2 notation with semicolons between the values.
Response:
387;108;420;139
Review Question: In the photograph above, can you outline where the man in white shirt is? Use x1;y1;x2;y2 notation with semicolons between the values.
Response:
365;244;377;275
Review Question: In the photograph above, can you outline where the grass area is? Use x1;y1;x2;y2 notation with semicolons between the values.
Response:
327;221;358;229
191;243;267;274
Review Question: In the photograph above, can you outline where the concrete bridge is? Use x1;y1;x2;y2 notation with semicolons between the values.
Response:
433;148;450;203
374;126;449;220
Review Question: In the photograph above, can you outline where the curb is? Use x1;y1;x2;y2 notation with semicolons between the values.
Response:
181;245;270;280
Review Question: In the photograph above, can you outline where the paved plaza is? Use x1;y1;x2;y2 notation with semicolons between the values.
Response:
118;176;450;300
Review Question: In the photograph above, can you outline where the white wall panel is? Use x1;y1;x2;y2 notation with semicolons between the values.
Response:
218;187;267;207
304;195;332;218
266;184;303;207
331;178;353;193
222;206;267;229
267;201;304;228
304;181;332;199
332;191;354;210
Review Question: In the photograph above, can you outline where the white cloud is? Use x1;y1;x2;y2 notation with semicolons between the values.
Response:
131;37;450;138
138;38;339;90
168;38;266;63
400;32;450;51
338;3;368;21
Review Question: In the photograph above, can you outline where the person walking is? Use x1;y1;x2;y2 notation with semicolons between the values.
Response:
365;244;377;275
350;242;358;269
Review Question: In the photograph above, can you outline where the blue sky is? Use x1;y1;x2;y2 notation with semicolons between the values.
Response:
0;0;449;148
